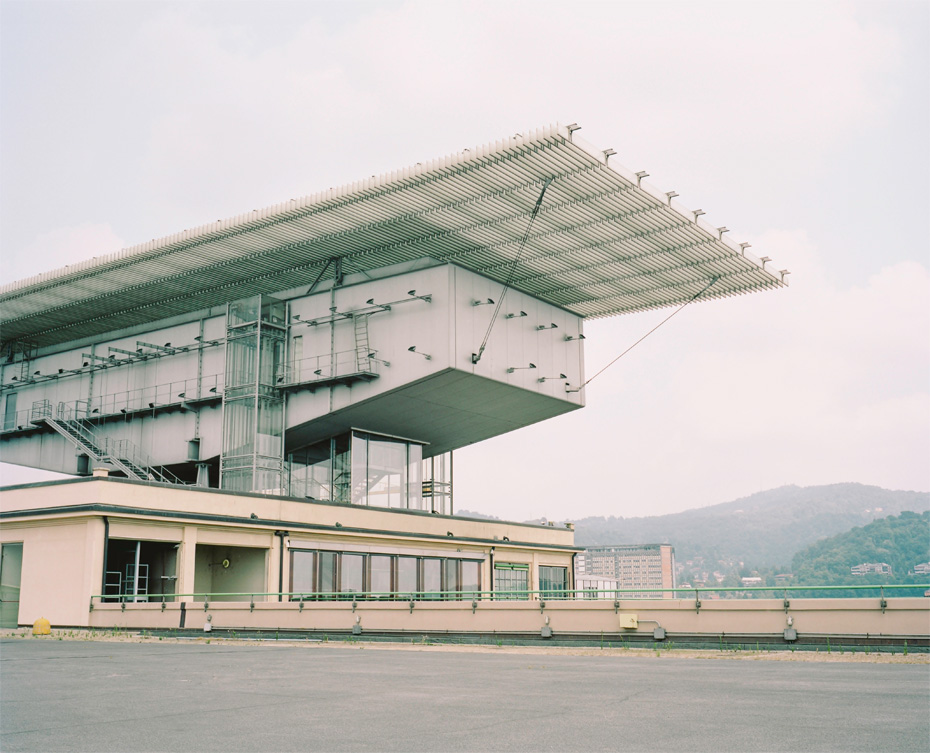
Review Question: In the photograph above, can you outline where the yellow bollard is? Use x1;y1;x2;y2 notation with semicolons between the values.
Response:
32;618;51;636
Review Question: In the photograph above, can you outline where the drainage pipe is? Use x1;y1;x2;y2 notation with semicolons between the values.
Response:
101;516;109;596
274;531;288;602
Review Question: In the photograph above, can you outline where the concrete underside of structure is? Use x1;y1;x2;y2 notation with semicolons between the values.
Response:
283;368;580;457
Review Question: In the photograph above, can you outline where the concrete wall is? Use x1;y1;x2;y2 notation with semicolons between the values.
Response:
82;597;930;641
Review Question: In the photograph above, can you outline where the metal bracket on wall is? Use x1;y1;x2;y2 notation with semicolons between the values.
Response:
409;600;416;614
695;592;702;614
614;600;620;614
472;600;478;614
352;599;358;613
204;600;209;611
539;600;546;614
299;599;304;612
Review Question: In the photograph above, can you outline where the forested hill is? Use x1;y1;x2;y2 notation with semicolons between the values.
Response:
791;511;929;587
565;484;930;568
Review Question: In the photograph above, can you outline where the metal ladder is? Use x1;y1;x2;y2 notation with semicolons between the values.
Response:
354;315;373;372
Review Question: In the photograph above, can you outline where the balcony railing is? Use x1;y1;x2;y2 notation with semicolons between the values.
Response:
90;583;930;607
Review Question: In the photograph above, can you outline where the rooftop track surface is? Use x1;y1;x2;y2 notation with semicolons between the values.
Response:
2;638;928;753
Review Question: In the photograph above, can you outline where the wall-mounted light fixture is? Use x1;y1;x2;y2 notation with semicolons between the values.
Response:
408;346;432;361
367;352;391;367
507;363;536;373
537;373;567;383
407;290;432;302
536;322;558;330
564;334;586;341
505;311;527;319
472;298;494;306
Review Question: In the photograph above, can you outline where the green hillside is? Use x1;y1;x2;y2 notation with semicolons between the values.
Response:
790;510;929;594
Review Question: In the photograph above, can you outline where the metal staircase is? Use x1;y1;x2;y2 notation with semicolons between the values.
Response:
30;400;186;485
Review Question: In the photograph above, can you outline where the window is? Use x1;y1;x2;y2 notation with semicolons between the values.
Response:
422;558;441;599
318;552;337;596
397;556;418;597
3;393;17;432
461;560;480;599
442;559;459;597
494;564;529;600
341;554;365;597
290;550;315;595
539;566;568;599
370;555;392;597
289;550;481;601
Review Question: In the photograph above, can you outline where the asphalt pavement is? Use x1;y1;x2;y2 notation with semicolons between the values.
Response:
1;639;927;752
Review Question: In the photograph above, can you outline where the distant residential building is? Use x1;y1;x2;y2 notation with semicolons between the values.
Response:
740;576;763;586
912;563;930;575
850;562;892;576
576;544;676;597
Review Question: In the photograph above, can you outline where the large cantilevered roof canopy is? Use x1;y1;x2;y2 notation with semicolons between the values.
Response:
0;123;785;349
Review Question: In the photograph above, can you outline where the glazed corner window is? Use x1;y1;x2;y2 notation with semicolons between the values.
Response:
493;563;529;600
539;566;568;599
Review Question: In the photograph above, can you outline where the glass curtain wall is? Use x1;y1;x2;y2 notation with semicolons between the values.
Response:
287;430;426;510
221;295;287;494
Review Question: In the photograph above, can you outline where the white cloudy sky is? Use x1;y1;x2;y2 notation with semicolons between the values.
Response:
1;0;927;520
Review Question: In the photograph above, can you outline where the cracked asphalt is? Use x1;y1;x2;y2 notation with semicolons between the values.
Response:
1;639;928;752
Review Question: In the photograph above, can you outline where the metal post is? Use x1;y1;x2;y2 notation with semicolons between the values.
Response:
132;540;141;602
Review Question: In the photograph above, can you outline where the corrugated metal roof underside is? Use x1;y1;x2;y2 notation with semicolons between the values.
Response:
0;124;784;348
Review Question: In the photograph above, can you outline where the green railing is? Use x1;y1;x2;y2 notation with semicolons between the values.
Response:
89;583;929;609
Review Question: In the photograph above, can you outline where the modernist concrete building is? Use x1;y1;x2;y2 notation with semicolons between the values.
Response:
0;123;785;629
576;544;677;598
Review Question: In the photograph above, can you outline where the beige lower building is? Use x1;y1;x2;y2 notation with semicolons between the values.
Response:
0;475;577;628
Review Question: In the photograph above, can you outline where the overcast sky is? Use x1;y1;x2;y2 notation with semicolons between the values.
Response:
1;0;927;521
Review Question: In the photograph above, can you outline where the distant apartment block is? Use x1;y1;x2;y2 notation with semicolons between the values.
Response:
911;563;930;575
850;562;893;576
576;544;676;597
